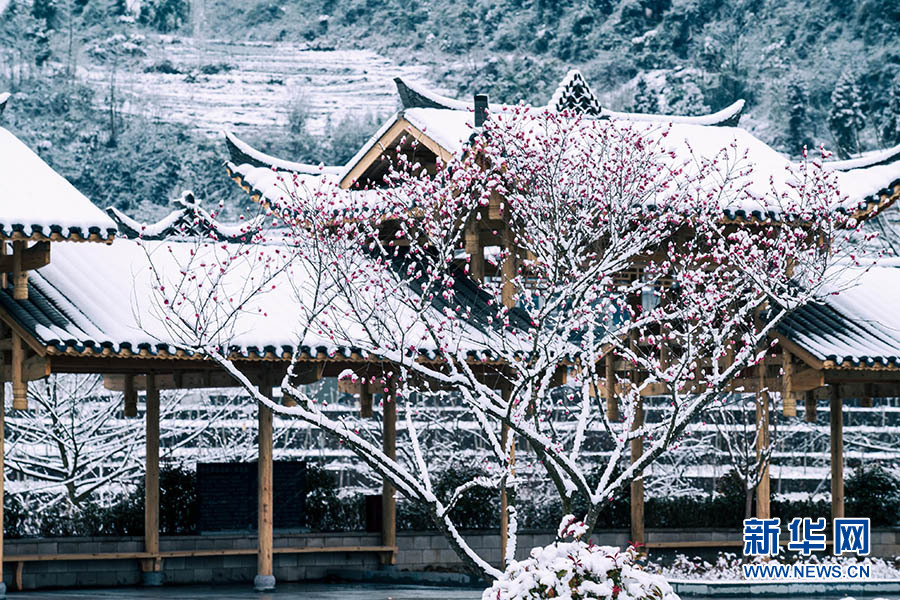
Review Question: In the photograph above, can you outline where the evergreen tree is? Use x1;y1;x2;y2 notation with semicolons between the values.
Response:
110;0;128;17
828;72;866;158
668;81;709;116
31;0;58;28
881;80;900;147
631;76;659;113
785;77;812;155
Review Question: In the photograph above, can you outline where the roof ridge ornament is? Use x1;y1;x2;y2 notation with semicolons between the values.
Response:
0;92;10;119
394;77;458;110
106;191;265;242
547;70;603;117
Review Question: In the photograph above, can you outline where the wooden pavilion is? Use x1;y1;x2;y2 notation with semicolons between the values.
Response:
0;69;898;593
223;70;900;550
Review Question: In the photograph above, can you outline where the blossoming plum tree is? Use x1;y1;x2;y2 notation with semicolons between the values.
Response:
142;107;870;582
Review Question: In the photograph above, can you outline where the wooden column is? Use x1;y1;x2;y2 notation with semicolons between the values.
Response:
782;350;796;417
630;396;645;546
830;385;844;521
465;220;484;283
255;383;275;591
124;374;137;418
756;360;771;519
805;390;817;423
11;332;25;410
142;373;162;585
12;241;26;300
1;241;7;290
381;384;397;563
360;384;373;418
605;353;618;421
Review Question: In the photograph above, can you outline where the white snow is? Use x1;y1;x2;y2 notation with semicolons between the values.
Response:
793;263;900;364
602;99;745;126
77;38;442;137
224;130;342;175
485;519;679;600
835;159;900;205
824;143;900;171
0;127;118;239
27;237;506;358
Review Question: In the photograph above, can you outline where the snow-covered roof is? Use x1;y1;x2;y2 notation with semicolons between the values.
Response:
224;130;342;176
395;73;746;127
0;237;509;362
777;264;900;368
0;126;117;243
223;73;899;221
823;143;900;171
107;190;267;242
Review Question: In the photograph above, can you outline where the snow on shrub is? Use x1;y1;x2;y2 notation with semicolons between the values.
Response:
483;516;679;600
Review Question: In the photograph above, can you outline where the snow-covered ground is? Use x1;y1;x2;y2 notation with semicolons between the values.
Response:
77;35;444;138
651;552;900;581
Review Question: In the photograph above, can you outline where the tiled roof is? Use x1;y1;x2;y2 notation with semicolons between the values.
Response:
0;126;117;243
0;237;518;363
777;265;900;369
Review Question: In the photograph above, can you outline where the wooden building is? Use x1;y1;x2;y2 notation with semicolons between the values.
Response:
0;68;898;593
223;70;900;549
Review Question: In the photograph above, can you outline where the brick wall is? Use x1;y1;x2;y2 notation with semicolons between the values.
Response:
4;528;900;591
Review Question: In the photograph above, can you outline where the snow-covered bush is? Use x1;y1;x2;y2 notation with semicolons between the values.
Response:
483;516;679;600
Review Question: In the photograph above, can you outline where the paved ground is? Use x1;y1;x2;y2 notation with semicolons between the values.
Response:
10;583;899;599
12;583;484;599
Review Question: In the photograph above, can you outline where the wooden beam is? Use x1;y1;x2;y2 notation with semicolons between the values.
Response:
105;371;252;391
290;362;324;385
861;383;873;408
782;350;796;417
11;332;26;410
831;385;844;521
756;359;770;519
771;334;825;371
0;306;46;357
124;374;137;418
0;354;49;383
0;241;49;273
255;382;275;591
339;118;453;190
142;374;162;584
381;383;397;565
805;390;817;423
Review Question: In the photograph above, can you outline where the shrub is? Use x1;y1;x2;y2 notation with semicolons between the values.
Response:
483;516;678;600
198;62;234;75
398;464;501;531
138;0;190;32
144;60;182;74
846;464;900;526
303;465;364;532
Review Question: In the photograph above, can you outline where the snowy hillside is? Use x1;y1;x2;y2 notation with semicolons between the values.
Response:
77;35;439;137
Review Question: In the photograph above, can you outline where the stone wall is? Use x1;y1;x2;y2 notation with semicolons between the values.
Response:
4;528;900;591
